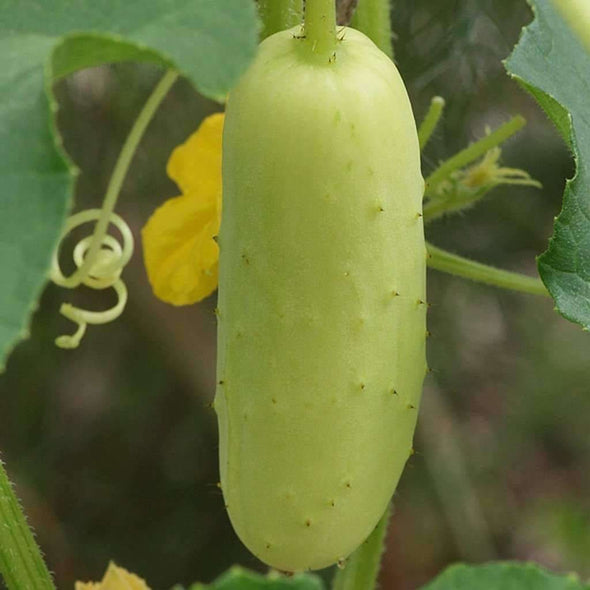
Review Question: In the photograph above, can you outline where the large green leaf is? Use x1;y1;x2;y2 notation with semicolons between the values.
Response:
420;562;589;590
173;566;325;590
505;0;590;329
0;0;258;369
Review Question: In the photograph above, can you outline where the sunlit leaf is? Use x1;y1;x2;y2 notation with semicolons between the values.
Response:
0;0;258;368
421;562;590;590
173;566;325;590
505;0;590;329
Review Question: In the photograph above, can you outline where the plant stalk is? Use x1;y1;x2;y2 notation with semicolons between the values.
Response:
418;96;445;150
258;0;304;39
331;504;392;590
59;69;178;289
305;0;337;55
350;0;394;59
0;457;55;590
418;383;497;561
426;242;550;297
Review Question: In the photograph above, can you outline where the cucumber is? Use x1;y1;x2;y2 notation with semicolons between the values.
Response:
215;25;426;572
553;0;590;51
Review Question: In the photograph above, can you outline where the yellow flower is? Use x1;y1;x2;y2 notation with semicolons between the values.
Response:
142;112;224;305
458;147;541;190
75;562;150;590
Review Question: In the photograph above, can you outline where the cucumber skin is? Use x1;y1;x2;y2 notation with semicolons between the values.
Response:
216;26;426;572
553;0;590;51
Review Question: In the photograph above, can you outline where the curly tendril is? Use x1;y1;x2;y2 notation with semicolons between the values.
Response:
49;69;178;349
50;210;134;349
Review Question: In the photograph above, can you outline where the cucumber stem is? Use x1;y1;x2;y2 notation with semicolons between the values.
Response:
304;0;337;56
331;504;392;590
350;0;393;59
258;0;303;39
418;96;445;151
426;242;550;297
418;383;497;561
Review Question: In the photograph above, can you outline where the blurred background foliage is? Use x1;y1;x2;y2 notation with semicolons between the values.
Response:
1;0;589;588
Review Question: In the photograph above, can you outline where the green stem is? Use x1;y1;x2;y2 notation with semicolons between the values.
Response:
426;242;550;297
331;504;391;590
60;69;178;289
304;0;337;56
425;115;525;197
418;383;497;561
258;0;303;38
0;457;55;590
350;0;393;59
418;96;445;150
422;185;488;223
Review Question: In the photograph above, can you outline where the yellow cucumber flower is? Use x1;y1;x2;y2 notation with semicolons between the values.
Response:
142;112;224;305
75;562;150;590
458;146;542;190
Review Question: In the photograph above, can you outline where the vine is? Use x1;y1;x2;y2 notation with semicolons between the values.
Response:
50;70;178;348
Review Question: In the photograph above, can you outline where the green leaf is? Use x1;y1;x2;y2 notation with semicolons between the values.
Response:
0;0;259;368
173;566;325;590
505;0;590;330
419;562;589;590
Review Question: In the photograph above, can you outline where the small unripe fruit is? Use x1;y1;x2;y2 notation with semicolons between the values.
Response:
216;25;426;572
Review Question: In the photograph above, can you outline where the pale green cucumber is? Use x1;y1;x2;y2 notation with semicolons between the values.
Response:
552;0;590;52
215;25;426;572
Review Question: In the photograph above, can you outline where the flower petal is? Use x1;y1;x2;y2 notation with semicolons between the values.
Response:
167;112;224;200
142;194;219;305
75;563;150;590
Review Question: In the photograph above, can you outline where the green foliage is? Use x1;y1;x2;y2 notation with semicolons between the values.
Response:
174;566;324;590
420;562;590;590
0;0;258;369
505;0;590;330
